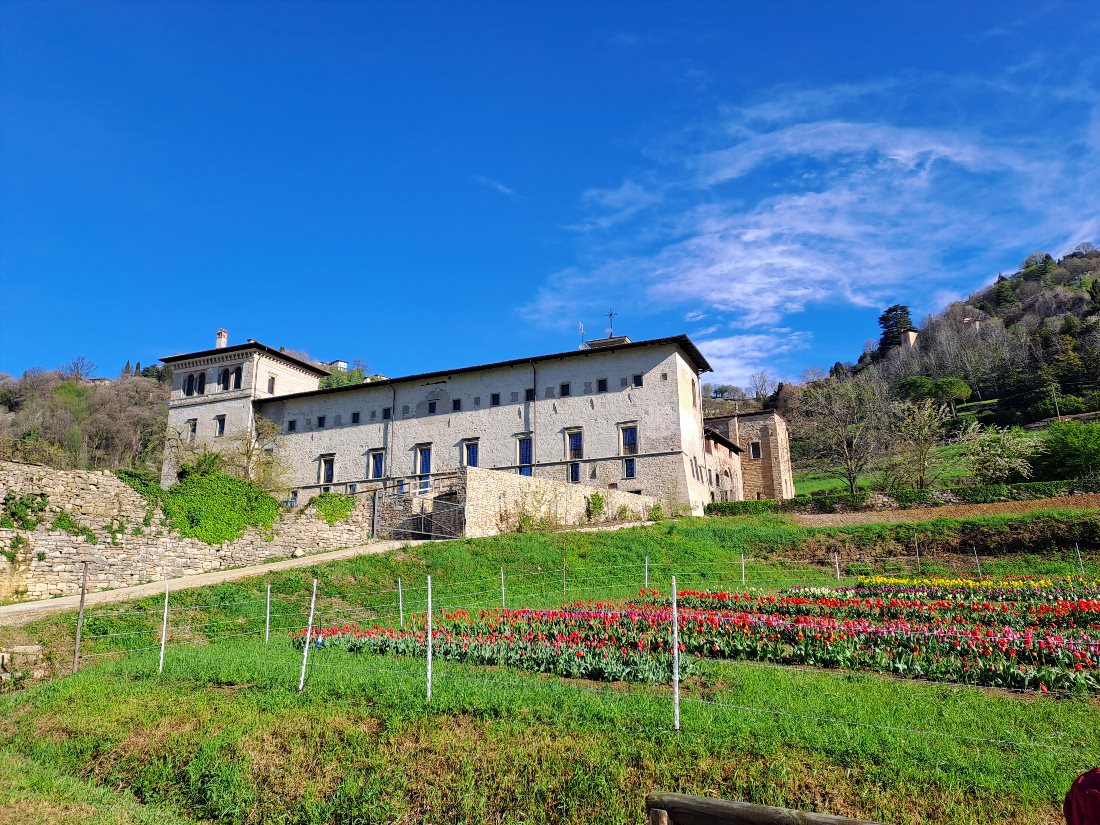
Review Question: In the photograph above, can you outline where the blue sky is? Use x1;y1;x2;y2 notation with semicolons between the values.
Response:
2;1;1098;387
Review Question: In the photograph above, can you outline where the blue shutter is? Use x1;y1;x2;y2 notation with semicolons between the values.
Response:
518;438;532;466
419;448;431;475
466;443;478;467
372;453;383;478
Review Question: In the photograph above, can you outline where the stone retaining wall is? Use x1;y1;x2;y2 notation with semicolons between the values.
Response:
461;465;660;536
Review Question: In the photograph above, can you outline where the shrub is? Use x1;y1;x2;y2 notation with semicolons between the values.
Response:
615;505;631;521
307;492;357;525
160;471;281;545
892;488;935;508
647;503;665;521
1;492;48;530
705;500;777;516
584;492;605;521
1031;421;1100;481
50;511;97;544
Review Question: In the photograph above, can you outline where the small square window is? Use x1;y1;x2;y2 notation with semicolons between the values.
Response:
370;410;377;420
597;378;608;392
560;383;571;397
287;419;297;433
749;441;762;460
452;399;462;412
491;393;501;406
544;386;554;398
525;388;535;402
428;401;437;414
317;416;326;428
382;407;391;420
351;411;360;424
347;483;357;494
620;377;629;388
511;391;520;403
632;374;643;388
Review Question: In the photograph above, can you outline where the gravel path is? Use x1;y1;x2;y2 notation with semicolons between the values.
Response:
792;494;1100;527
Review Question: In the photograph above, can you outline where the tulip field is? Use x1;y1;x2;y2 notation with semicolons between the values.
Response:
296;573;1100;693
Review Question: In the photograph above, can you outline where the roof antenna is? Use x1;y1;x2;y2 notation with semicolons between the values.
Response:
606;308;617;338
578;322;589;350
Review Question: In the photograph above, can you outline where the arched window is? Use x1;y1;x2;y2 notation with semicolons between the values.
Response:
196;373;206;395
184;374;195;396
219;369;231;391
233;366;243;389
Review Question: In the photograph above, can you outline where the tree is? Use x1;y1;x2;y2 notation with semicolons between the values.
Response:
877;305;915;353
897;375;935;401
746;370;777;403
1089;279;1100;306
931;377;972;416
58;356;97;381
885;399;948;491
319;367;366;389
965;426;1042;484
798;374;894;496
122;360;132;377
1029;421;1100;481
221;414;291;491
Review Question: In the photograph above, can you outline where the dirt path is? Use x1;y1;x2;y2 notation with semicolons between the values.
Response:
792;494;1100;527
0;538;427;627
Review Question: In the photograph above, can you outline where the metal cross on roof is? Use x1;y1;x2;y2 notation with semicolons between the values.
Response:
607;308;617;337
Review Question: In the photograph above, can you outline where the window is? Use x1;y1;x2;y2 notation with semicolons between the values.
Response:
219;368;231;391
490;392;501;406
370;410;377;420
517;437;533;476
464;441;479;467
632;374;643;388
347;483;357;494
184;374;195;396
196;373;206;395
692;378;698;408
624;458;636;479
317;416;327;428
428;401;437;414
186;419;197;442
351;411;360;424
452;399;462;412
568;462;581;483
567;430;583;460
597;378;608;393
621;426;638;455
749;441;762;460
214;415;226;438
287;419;297;432
370;452;384;479
525;388;535;402
545;386;554;398
267;376;276;394
620;377;628;388
417;445;432;492
233;366;242;389
560;383;571;397
382;407;391;420
288;490;298;508
321;456;335;485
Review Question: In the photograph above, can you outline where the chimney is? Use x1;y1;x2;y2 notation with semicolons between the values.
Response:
215;329;228;349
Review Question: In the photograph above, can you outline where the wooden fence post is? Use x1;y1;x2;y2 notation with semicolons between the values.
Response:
71;561;88;675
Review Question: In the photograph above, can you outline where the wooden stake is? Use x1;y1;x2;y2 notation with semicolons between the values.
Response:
72;561;88;675
426;575;433;703
671;575;680;731
158;583;169;675
297;579;317;693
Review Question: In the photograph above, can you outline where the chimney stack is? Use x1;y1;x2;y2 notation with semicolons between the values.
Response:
215;329;229;349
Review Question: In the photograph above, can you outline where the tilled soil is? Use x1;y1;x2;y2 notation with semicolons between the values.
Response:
792;494;1100;527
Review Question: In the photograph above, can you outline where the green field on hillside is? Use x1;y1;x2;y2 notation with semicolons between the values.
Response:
3;512;1099;825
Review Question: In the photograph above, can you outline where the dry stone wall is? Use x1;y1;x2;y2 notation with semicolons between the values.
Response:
461;465;660;536
0;461;373;602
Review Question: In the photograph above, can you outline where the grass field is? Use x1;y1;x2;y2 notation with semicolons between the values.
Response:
3;512;1099;824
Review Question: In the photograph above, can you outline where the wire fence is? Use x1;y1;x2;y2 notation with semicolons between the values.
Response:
63;545;1100;765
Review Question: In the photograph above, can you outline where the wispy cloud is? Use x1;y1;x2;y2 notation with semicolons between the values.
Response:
697;331;813;388
472;175;522;199
523;58;1100;382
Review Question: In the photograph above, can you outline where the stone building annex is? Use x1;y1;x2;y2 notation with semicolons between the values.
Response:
160;330;794;516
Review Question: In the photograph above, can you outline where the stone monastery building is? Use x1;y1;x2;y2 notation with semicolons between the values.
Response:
160;330;793;515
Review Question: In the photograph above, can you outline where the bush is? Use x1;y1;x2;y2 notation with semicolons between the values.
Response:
892;488;935;508
50;511;97;544
160;472;281;545
585;492;605;521
307;492;357;525
705;500;777;516
1;492;48;530
647;503;665;521
1031;421;1100;481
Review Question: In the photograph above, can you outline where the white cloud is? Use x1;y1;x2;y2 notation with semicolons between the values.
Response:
696;331;813;387
472;175;521;198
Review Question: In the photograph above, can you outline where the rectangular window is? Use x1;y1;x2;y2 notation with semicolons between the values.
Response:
464;441;479;467
525;388;535;402
370;452;384;479
347;483;357;494
417;446;432;492
621;426;638;455
569;462;581;483
186;419;197;442
287;419;297;432
624;458;636;479
633;374;643;388
288;490;298;508
214;415;226;438
351;411;360;424
452;398;462;412
749;441;762;460
428;401;437;414
692;378;698;408
321;456;334;485
620;377;628;388
491;392;501;406
268;376;276;394
559;383;571;397
317;415;326;428
517;437;533;476
382;407;391;420
597;378;608;392
567;430;583;460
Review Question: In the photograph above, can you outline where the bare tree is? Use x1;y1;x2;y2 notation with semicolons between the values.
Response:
58;356;98;381
798;374;894;496
745;370;777;403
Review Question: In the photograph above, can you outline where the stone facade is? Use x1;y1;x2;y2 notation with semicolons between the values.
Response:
705;411;795;501
162;333;721;515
